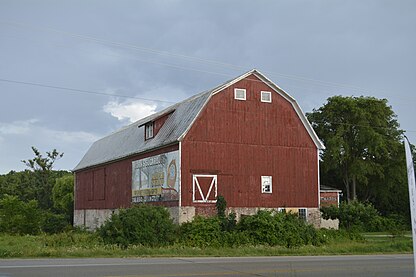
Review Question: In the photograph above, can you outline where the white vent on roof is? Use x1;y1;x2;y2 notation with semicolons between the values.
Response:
234;88;246;100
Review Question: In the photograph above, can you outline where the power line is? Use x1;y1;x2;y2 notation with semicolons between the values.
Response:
2;77;415;135
1;19;407;97
3;19;416;106
0;78;175;104
312;121;416;133
0;20;246;70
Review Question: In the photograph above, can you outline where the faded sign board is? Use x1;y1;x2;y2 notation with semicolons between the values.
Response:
320;192;339;207
132;151;179;203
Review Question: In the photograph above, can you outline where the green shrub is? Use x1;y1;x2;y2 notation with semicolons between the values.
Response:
179;215;250;247
237;210;324;247
98;205;176;248
41;212;70;234
383;214;408;235
221;212;237;232
0;195;43;235
179;216;223;247
321;201;403;232
42;230;100;247
179;210;326;248
216;196;227;218
318;228;364;242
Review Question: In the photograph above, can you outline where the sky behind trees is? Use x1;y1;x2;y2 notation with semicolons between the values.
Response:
1;0;415;173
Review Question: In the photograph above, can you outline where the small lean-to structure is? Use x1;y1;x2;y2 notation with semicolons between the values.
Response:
320;185;342;208
73;69;327;229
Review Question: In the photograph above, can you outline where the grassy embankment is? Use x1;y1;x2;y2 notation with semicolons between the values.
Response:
0;231;412;258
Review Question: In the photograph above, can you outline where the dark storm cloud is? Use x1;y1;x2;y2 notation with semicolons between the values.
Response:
1;0;415;173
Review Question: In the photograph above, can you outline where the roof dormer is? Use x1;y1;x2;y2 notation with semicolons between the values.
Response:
140;110;174;141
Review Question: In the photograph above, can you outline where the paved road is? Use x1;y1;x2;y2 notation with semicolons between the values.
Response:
0;255;413;277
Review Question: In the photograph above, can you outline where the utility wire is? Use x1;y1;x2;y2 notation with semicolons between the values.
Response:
0;19;404;96
3;19;416;105
0;78;175;104
1;77;415;134
312;121;416;133
1;20;415;133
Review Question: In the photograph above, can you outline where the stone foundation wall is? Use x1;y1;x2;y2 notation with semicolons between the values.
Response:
179;206;332;229
320;218;340;229
74;209;117;230
307;208;321;228
195;205;217;217
74;207;193;229
74;206;338;230
178;206;195;224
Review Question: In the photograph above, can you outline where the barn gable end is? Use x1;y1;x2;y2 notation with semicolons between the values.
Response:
179;72;322;223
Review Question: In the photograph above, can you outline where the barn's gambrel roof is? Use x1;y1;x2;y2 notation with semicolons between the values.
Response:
74;69;324;171
73;90;211;171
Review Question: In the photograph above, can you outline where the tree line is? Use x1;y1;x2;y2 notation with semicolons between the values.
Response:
0;147;73;234
307;95;415;224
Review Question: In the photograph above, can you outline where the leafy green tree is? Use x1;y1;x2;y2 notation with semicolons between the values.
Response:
307;96;403;202
364;143;410;220
22;147;64;171
21;147;64;209
52;175;74;224
0;170;37;201
0;195;43;235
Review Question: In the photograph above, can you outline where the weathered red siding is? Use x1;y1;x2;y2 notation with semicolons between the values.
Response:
181;74;318;210
75;144;179;209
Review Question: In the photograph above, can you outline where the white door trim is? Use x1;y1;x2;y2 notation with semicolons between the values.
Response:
192;174;217;203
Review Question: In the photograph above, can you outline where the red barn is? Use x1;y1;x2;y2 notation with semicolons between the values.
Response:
73;69;326;229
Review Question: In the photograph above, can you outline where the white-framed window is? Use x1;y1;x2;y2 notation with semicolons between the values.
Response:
234;88;246;100
261;176;272;193
261;91;272;103
193;174;217;203
278;207;286;213
298;208;307;221
145;122;154;140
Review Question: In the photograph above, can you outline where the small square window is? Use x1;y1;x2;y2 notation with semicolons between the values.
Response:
298;208;307;221
261;176;272;193
145;122;154;139
234;88;246;100
261;91;272;103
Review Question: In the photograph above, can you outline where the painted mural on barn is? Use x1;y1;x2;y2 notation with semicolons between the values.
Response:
132;150;179;203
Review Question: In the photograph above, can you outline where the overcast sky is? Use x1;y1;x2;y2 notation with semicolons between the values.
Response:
0;0;415;174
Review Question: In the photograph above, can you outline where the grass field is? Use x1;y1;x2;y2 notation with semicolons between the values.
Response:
0;231;412;258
